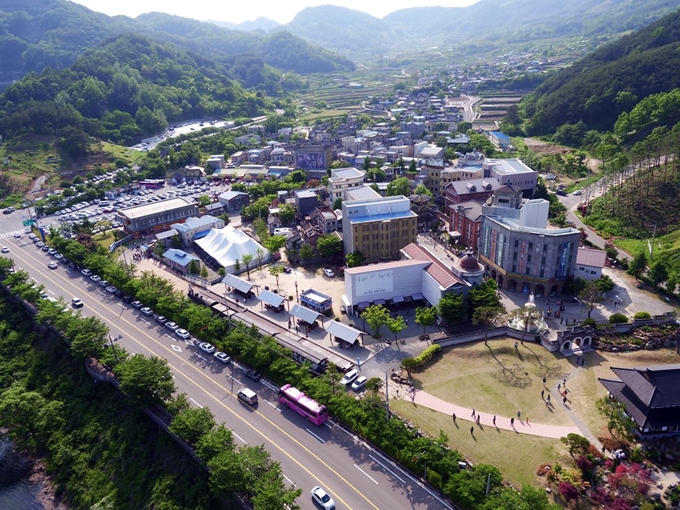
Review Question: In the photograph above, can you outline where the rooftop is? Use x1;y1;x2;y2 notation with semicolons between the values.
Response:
344;258;429;275
484;158;536;176
118;198;194;220
575;247;608;268
401;243;468;289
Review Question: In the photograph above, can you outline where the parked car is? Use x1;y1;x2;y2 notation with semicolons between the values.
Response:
556;189;567;196
155;315;167;324
131;300;143;308
340;369;359;387
105;286;117;293
81;269;92;276
323;268;335;278
175;328;191;339
245;369;261;381
90;275;101;282
165;321;179;330
1;246;8;253
351;376;368;391
199;342;215;354
214;351;230;364
140;307;153;316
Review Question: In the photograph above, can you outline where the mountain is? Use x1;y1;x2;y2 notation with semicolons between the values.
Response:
0;0;354;87
0;33;275;146
520;7;680;134
279;0;680;58
208;17;281;32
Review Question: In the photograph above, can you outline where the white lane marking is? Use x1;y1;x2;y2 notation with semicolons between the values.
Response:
325;422;333;429
195;354;207;361
305;428;325;443
171;345;182;352
232;432;248;445
262;380;277;391
283;474;295;486
369;455;405;483
354;464;379;485
141;319;150;324
118;303;127;309
265;400;281;412
190;398;203;408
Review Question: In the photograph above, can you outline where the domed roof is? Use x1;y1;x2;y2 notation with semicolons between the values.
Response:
460;251;480;270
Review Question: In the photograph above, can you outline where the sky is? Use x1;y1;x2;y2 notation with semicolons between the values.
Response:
68;0;480;25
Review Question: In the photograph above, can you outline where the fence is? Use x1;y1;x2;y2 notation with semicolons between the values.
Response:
109;233;134;252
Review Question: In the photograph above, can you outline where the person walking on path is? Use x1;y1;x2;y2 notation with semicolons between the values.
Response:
470;426;474;435
563;396;567;405
510;417;514;426
492;415;496;426
476;414;480;425
517;410;521;420
542;377;546;385
526;417;529;425
563;378;567;387
452;412;456;423
541;389;544;399
557;383;561;392
471;409;476;418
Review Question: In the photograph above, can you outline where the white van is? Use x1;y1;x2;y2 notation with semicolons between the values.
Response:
340;369;359;387
237;388;258;406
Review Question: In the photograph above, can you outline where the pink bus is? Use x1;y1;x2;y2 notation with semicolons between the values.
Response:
278;384;328;425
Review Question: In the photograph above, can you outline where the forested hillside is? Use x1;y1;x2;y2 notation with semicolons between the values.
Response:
0;34;281;148
519;8;680;135
0;0;354;87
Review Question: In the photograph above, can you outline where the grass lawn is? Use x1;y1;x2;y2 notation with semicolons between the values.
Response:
391;400;568;488
412;339;575;425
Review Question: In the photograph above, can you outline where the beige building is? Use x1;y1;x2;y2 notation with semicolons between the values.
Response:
342;189;418;262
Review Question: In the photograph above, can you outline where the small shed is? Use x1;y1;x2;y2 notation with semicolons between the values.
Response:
222;273;256;298
290;304;322;329
259;290;285;313
326;321;363;346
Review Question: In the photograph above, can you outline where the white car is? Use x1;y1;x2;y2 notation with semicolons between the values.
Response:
71;297;83;308
311;486;335;510
323;268;335;278
140;307;153;316
165;321;179;330
131;300;143;308
90;275;101;282
214;351;231;364
48;261;58;269
572;189;583;196
175;328;191;339
81;269;92;276
340;369;359;387
1;246;9;253
198;342;215;354
351;376;368;391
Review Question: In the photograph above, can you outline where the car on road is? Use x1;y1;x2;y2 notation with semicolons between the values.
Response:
99;280;109;287
14;233;22;239
351;375;368;391
140;307;153;316
237;388;258;406
81;269;92;276
48;261;58;269
198;342;215;354
165;321;179;330
90;275;101;282
323;268;335;278
175;328;191;339
155;315;167;324
3;207;15;214
1;246;8;253
311;486;335;510
572;189;583;196
105;286;117;293
41;245;49;252
340;369;359;387
555;189;567;196
71;297;83;308
47;248;57;255
131;300;143;308
214;351;230;363
245;369;261;381
54;254;63;260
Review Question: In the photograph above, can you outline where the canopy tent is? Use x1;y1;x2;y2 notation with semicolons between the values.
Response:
290;304;321;325
259;290;285;309
326;321;362;344
222;273;255;295
195;226;269;273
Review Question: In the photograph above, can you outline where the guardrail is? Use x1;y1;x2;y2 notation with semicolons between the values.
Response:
109;234;134;252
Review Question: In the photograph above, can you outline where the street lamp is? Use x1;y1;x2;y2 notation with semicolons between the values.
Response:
294;281;299;301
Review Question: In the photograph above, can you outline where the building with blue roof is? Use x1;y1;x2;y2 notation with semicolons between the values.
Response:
162;249;201;273
488;131;511;150
171;215;225;247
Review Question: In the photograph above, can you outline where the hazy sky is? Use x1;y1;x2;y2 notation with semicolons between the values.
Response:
68;0;480;25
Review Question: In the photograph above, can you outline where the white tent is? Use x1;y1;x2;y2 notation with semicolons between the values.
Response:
195;226;269;273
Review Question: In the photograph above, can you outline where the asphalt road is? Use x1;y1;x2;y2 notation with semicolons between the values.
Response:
8;237;453;510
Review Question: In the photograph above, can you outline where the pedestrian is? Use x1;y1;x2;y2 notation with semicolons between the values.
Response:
563;378;567;387
563;396;567;405
471;409;476;418
601;445;606;454
560;317;563;324
541;389;545;399
547;395;551;404
470;426;474;435
452;413;456;423
542;377;546;385
476;415;480;425
526;417;529;424
510;417;514;426
492;415;496;425
517;410;521;419
558;383;561;391
514;341;518;350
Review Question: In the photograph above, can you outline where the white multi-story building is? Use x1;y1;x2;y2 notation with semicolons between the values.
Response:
483;158;538;197
328;167;366;201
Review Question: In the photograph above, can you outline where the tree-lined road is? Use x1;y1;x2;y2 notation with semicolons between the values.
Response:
8;236;453;510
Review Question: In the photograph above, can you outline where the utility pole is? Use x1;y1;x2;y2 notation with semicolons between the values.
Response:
385;371;389;421
650;224;657;259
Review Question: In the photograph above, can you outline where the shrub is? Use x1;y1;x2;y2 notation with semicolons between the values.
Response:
582;318;597;328
609;313;629;324
412;344;442;366
634;311;652;320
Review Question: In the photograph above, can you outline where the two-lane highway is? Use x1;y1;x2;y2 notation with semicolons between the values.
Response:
8;237;453;510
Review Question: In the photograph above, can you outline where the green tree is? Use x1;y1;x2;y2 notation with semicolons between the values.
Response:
472;305;506;340
609;312;628;324
408;160;418;174
263;235;286;256
169;406;216;446
387;316;407;341
197;194;211;207
415;306;438;334
196;424;235;463
199;264;208;279
649;260;669;289
578;279;604;318
628;250;648;280
345;251;365;267
173;235;183;249
255;247;266;269
332;198;343;210
361;305;391;337
445;464;502;509
299;243;314;263
269;265;284;288
438;293;466;325
188;259;200;275
400;357;418;376
386;177;411;196
560;433;590;459
510;305;543;341
116;354;176;406
594;275;615;293
596;396;635;441
414;183;433;196
278;203;296;226
469;279;502;310
241;253;254;280
65;315;109;360
317;234;342;258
